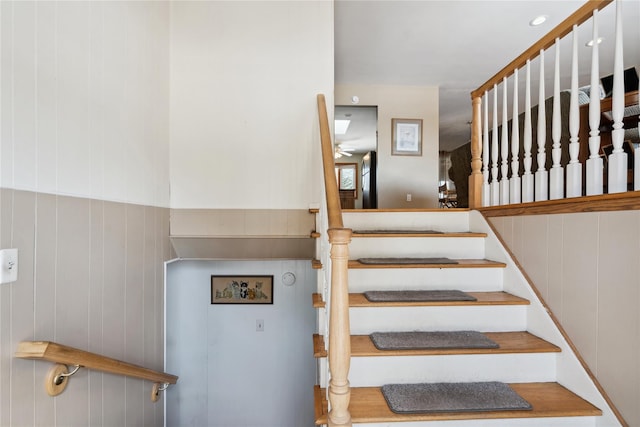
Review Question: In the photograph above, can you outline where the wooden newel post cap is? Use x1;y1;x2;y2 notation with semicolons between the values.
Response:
328;228;352;244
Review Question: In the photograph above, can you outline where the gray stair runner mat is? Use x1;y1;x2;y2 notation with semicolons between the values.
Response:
364;290;476;302
382;382;532;414
370;331;499;350
358;257;458;265
353;229;444;234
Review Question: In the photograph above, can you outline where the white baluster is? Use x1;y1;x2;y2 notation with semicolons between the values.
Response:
522;59;534;202
482;91;490;206
535;49;549;201
550;39;564;199
510;68;521;203
608;0;627;193
586;9;603;196
491;85;500;206
500;77;510;204
567;25;582;198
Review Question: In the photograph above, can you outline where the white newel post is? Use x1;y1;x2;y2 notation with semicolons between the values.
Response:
566;25;582;198
550;38;564;200
491;85;500;206
608;0;627;193
510;68;521;204
500;77;510;205
535;49;549;201
522;59;534;202
586;9;603;196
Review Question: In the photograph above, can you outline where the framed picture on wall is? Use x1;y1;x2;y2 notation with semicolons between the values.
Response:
211;275;274;304
392;118;423;156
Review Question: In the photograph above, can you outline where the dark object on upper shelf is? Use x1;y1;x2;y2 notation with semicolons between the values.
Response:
601;67;639;98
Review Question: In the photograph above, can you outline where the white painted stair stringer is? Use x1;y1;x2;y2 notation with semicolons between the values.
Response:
469;210;621;427
349;305;527;334
342;210;472;232
347;267;503;293
348;236;485;259
328;352;557;387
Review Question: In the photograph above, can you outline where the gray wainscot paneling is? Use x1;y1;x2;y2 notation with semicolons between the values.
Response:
489;211;640;426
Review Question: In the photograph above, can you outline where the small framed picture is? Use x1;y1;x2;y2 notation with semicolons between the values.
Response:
392;118;423;156
211;275;274;304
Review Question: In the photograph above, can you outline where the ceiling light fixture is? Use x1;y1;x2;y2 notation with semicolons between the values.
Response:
529;15;547;26
586;37;604;47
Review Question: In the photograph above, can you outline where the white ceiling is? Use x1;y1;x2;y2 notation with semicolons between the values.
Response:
335;0;640;152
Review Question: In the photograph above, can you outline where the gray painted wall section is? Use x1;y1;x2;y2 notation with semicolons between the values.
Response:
0;189;172;427
166;259;317;427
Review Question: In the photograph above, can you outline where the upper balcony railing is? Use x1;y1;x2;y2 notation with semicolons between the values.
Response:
469;0;640;210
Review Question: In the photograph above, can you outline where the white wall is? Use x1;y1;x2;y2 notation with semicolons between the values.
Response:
335;85;439;208
490;212;640;427
169;1;334;209
0;1;170;207
166;260;317;427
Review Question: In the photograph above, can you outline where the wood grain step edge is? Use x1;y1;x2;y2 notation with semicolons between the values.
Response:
312;293;324;308
312;291;528;309
352;231;488;238
342;208;470;212
350;291;529;307
313;331;561;358
314;382;602;425
348;259;507;269
312;259;322;269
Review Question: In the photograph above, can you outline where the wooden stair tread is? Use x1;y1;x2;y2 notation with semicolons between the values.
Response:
352;231;487;238
343;208;470;212
314;383;602;424
350;291;528;307
348;259;507;269
313;331;561;358
312;291;527;308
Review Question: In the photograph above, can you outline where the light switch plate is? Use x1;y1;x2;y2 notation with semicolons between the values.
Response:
0;249;18;284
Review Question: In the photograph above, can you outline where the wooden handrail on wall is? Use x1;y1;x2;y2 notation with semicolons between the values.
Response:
15;341;178;402
316;94;353;427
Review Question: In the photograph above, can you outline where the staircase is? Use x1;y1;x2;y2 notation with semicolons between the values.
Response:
313;209;622;427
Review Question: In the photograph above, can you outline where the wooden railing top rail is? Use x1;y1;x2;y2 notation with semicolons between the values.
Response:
471;0;613;99
16;341;177;401
317;94;344;229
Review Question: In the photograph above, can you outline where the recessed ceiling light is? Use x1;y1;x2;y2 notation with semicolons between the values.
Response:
529;15;548;26
586;37;604;47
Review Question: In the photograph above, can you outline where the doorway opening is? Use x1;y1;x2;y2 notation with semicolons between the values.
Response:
334;105;378;209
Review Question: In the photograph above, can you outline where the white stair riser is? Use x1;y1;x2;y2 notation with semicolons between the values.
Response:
343;211;471;232
349;237;485;259
349;306;527;334
348;268;504;293
352;417;597;427
346;353;557;386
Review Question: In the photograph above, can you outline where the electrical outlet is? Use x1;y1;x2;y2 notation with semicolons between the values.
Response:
0;249;18;285
406;193;412;202
256;319;264;332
